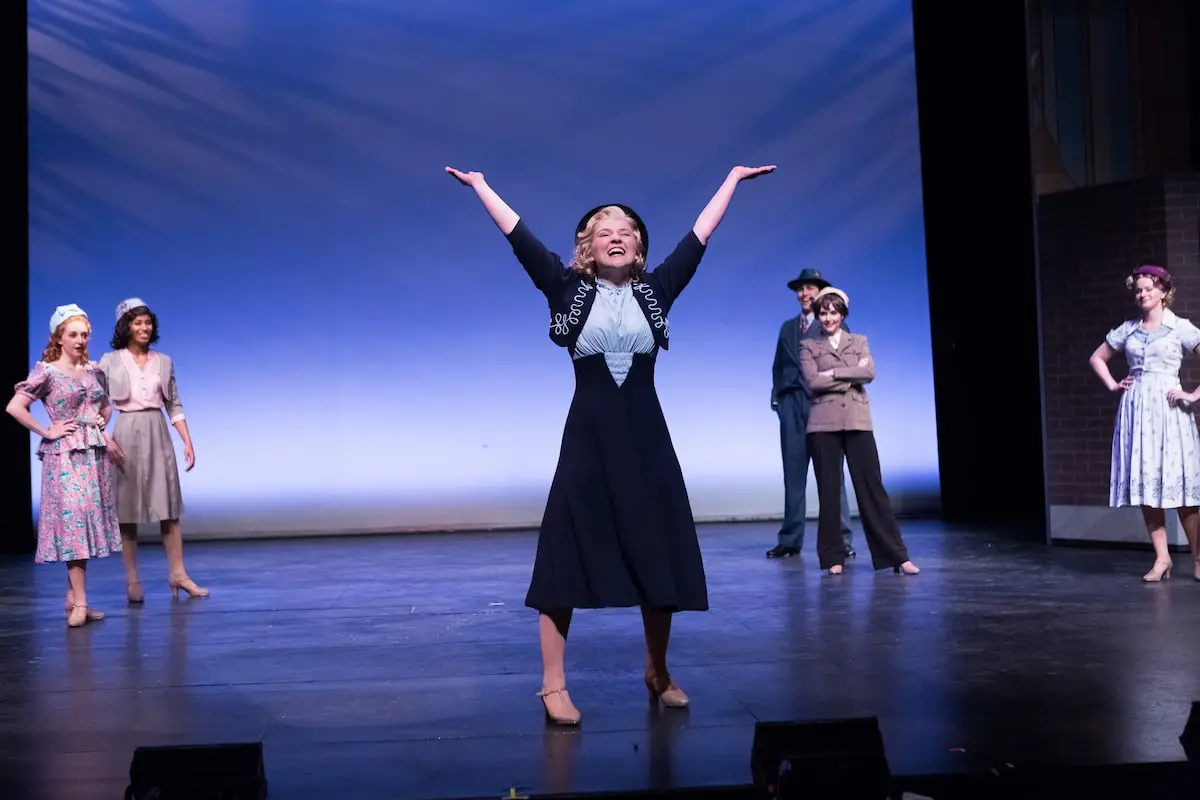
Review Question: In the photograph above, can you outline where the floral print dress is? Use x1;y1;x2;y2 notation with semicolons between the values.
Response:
1106;310;1200;509
16;362;122;563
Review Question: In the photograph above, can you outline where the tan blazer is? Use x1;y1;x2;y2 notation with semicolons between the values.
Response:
798;332;876;432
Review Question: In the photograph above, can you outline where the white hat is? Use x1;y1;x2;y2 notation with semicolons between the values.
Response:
814;286;849;308
115;297;149;321
49;304;87;333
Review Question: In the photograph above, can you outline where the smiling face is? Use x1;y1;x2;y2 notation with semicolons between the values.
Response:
818;305;844;334
590;213;641;271
797;283;822;313
129;313;154;347
112;306;161;351
814;294;848;335
1133;276;1167;312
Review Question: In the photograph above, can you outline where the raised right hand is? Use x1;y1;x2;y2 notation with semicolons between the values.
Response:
44;420;77;440
445;166;484;187
730;165;777;182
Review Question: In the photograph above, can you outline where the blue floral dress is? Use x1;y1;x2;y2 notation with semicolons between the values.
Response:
1106;310;1200;509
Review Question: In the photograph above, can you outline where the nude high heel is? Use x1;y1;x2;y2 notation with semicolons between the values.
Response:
893;561;920;575
645;670;689;708
67;604;103;627
64;592;104;624
1143;559;1172;583
168;576;210;598
127;581;144;604
538;687;581;725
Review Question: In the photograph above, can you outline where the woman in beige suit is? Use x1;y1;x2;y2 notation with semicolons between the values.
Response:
799;287;920;576
98;298;208;603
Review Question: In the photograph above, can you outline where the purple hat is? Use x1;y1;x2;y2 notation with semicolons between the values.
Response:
1132;264;1172;287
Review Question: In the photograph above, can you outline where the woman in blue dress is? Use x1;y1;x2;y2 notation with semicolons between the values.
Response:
1090;264;1200;582
446;163;774;724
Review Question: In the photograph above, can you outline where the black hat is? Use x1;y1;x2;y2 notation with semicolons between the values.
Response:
786;268;831;291
575;204;649;256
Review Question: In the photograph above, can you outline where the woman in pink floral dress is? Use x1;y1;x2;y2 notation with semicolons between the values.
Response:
6;304;125;627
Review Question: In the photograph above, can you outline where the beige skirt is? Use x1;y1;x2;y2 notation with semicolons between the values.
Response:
113;409;184;523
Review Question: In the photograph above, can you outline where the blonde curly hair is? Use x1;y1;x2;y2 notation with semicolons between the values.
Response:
569;206;647;281
1125;270;1175;308
41;315;91;363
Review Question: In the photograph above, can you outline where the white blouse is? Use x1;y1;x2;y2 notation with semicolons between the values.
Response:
573;279;655;386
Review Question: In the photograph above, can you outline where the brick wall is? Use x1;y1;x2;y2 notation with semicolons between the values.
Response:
1166;176;1200;385
1038;174;1200;506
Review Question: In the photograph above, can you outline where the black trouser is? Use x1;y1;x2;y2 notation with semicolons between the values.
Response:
776;391;853;550
808;430;909;570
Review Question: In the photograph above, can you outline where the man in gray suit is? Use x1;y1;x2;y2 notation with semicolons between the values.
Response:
767;269;855;558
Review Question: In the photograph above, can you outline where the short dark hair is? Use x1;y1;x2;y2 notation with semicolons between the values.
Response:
110;306;160;349
814;293;849;318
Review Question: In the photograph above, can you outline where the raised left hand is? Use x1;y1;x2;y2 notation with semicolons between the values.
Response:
183;444;196;471
730;165;776;182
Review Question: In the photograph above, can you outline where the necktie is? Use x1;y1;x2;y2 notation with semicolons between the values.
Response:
799;315;809;335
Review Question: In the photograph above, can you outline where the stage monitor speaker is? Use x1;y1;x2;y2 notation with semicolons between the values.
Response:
125;741;267;800
751;717;889;799
1182;701;1200;763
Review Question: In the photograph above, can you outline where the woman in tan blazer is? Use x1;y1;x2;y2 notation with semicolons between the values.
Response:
799;288;920;576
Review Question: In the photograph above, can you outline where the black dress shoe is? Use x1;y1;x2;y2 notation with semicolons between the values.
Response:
766;545;800;558
844;547;857;559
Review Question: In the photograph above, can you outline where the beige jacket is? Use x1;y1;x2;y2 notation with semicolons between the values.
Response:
96;350;186;423
798;332;876;432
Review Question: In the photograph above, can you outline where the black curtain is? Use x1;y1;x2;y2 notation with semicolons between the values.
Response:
1;0;32;555
911;1;1047;535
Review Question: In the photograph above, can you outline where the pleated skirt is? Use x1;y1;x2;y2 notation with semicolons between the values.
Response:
113;409;184;523
1109;373;1200;509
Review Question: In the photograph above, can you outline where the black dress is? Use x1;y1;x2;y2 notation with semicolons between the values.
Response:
506;220;710;613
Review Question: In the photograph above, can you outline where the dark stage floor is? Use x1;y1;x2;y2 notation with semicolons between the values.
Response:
0;520;1197;799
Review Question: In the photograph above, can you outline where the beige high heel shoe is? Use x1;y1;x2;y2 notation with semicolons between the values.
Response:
168;576;210;598
127;580;144;604
645;670;689;708
64;593;104;625
1143;559;1172;582
66;604;103;627
538;687;581;725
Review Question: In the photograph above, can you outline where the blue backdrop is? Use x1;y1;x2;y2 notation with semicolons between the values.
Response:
26;0;938;537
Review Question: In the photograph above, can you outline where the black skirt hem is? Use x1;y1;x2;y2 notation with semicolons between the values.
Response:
524;599;710;613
